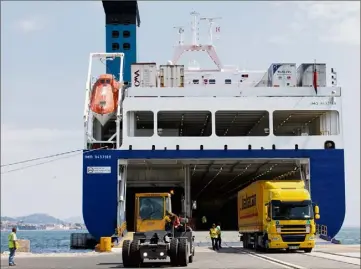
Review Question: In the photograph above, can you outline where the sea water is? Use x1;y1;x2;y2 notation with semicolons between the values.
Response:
0;230;91;254
1;227;360;253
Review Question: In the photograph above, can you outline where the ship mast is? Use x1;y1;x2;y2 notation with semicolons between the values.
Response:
171;11;223;71
173;26;185;45
200;16;222;46
190;11;200;46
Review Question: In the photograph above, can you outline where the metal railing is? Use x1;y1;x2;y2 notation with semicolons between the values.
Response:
316;224;328;236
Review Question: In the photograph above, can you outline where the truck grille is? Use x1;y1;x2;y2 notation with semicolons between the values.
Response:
280;225;306;233
281;234;306;242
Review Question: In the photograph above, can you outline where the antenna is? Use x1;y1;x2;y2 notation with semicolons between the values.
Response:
199;16;222;45
173;26;185;45
190;11;200;46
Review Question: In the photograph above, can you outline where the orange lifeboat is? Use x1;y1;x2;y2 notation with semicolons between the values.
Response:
90;74;121;126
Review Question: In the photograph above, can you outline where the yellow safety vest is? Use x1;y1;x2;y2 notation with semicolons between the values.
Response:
164;215;172;223
8;232;17;249
209;228;218;238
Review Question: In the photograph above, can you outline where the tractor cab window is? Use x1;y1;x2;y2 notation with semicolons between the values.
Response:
139;197;164;220
165;196;172;214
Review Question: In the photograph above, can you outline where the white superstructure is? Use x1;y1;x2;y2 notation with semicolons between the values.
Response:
83;12;342;154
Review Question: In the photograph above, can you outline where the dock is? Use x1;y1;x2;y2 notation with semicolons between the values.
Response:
1;232;359;269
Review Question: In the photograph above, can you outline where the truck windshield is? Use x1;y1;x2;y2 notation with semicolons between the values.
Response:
271;200;313;220
139;197;164;220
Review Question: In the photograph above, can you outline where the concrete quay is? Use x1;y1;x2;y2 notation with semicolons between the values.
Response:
1;231;359;269
1;244;360;269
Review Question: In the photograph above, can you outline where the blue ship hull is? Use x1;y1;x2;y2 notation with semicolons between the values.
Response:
82;149;345;240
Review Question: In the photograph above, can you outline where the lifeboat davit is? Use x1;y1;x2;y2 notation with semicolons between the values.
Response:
90;74;121;126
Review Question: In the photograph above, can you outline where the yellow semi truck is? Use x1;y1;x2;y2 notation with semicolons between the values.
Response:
238;180;320;253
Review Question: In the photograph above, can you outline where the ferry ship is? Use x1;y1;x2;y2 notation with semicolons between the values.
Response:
82;1;345;241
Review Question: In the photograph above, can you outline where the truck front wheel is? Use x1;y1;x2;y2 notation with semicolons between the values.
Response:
188;247;195;263
303;248;312;253
178;239;189;267
122;240;132;267
130;240;142;267
169;238;179;266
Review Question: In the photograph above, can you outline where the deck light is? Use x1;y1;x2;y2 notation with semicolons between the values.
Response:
324;141;335;149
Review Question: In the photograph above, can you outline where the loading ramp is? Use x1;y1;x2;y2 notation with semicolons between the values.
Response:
121;158;308;231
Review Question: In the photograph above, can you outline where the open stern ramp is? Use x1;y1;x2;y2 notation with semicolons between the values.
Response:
83;149;345;240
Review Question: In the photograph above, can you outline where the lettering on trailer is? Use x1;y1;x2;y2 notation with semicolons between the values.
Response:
133;70;140;87
311;101;336;105
241;194;257;209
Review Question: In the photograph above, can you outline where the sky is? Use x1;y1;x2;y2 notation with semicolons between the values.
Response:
1;1;360;227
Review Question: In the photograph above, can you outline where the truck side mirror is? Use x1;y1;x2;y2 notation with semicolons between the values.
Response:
314;205;319;214
315;214;320;220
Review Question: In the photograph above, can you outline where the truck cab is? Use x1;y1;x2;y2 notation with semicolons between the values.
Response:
264;196;320;251
134;192;172;232
238;180;320;253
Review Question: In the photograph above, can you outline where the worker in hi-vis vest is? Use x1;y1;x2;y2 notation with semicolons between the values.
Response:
216;222;222;249
8;227;18;266
209;223;219;250
202;215;207;230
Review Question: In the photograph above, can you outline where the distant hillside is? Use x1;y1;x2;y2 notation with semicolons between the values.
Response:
1;214;64;224
63;216;84;224
1;216;16;222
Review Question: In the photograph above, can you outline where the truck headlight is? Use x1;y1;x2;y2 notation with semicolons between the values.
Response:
306;225;310;233
143;252;148;257
271;237;279;241
276;227;281;233
308;236;315;240
160;252;164;256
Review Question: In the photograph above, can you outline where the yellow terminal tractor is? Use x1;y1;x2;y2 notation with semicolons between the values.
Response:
238;180;320;253
122;190;195;267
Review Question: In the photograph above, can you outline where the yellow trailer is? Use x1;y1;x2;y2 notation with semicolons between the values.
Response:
238;180;320;253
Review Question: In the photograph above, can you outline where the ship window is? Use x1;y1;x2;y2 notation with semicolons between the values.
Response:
193;79;199;84
112;30;119;38
123;43;131;50
225;79;232;84
112;43;120;50
123;30;131;38
209;79;216;84
126;111;154;137
273;110;340;136
157;111;212;137
215;110;270;137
